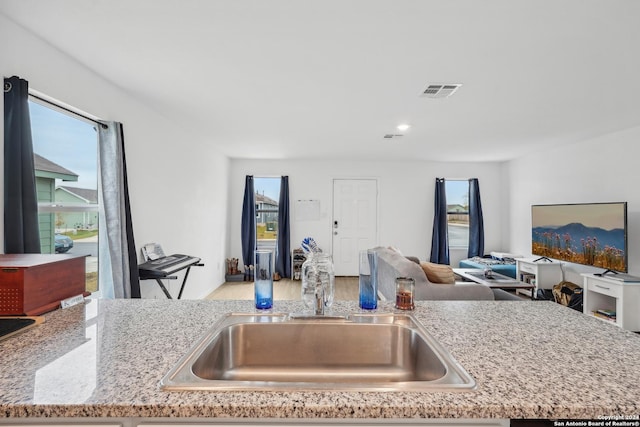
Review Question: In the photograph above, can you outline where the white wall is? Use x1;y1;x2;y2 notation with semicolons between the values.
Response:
11;7;636;295
0;14;229;298
507;125;640;283
228;159;508;273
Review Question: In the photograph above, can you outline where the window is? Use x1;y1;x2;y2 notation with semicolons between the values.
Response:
254;177;280;248
29;99;99;293
445;179;469;248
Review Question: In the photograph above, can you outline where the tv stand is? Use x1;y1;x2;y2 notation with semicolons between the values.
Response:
582;273;640;331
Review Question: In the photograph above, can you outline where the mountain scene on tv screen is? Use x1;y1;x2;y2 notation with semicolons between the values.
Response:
532;222;626;271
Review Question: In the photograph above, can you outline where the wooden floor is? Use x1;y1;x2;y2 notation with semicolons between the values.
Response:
205;277;359;301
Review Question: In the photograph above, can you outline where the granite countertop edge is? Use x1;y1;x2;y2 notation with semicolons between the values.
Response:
1;298;639;420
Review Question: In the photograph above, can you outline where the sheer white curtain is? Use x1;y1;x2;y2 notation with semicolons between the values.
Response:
98;122;140;298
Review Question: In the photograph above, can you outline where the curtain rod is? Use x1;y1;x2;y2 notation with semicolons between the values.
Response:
28;93;107;128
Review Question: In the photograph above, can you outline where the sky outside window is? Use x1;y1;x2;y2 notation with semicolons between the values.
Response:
254;177;280;201
446;180;468;207
29;100;97;188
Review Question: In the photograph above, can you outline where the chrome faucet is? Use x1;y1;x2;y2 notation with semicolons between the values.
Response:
315;279;325;315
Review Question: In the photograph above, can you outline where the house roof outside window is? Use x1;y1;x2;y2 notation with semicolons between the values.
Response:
256;192;278;207
447;204;468;213
34;153;78;182
56;185;98;203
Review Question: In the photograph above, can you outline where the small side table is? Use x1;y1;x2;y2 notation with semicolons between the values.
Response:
453;268;535;299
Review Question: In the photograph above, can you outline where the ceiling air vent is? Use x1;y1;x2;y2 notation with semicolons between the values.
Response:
421;84;462;98
383;134;404;139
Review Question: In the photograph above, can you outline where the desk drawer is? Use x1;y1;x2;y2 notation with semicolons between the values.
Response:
519;263;536;274
587;279;622;298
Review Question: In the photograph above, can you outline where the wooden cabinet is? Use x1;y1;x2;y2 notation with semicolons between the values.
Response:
582;273;640;331
0;254;86;315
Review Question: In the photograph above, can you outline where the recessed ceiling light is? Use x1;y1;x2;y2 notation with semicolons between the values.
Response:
397;124;411;132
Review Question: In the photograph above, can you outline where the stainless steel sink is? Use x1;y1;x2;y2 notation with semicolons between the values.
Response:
161;312;476;391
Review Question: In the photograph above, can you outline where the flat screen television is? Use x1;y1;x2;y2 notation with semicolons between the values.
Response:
531;202;628;273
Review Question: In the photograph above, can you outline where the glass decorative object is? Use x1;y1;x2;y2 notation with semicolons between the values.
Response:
395;277;415;310
359;250;378;310
254;250;273;309
301;253;335;312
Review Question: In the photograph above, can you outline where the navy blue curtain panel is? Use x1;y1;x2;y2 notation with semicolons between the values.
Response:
430;178;449;264
241;175;256;269
468;178;485;258
275;176;291;278
118;124;141;298
3;76;40;254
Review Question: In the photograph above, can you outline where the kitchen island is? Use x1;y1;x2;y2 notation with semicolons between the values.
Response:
1;298;639;423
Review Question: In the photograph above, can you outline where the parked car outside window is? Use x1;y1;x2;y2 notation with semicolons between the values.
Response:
54;234;74;253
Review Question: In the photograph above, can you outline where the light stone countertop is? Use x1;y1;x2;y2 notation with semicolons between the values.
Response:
1;298;639;420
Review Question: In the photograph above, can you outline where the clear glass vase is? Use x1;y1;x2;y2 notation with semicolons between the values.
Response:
301;253;335;311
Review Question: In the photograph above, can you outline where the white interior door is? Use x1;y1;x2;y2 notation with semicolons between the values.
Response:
332;179;378;276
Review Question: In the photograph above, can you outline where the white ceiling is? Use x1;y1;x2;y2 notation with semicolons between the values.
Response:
2;0;640;162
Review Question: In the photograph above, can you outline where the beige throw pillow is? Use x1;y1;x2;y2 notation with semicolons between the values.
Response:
420;261;455;284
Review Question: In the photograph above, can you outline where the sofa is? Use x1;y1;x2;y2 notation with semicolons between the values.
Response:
371;247;521;301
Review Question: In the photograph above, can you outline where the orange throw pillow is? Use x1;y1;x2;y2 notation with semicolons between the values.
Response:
420;261;455;284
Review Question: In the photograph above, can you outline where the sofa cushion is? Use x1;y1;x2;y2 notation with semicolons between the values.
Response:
387;246;404;255
420;261;455;284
